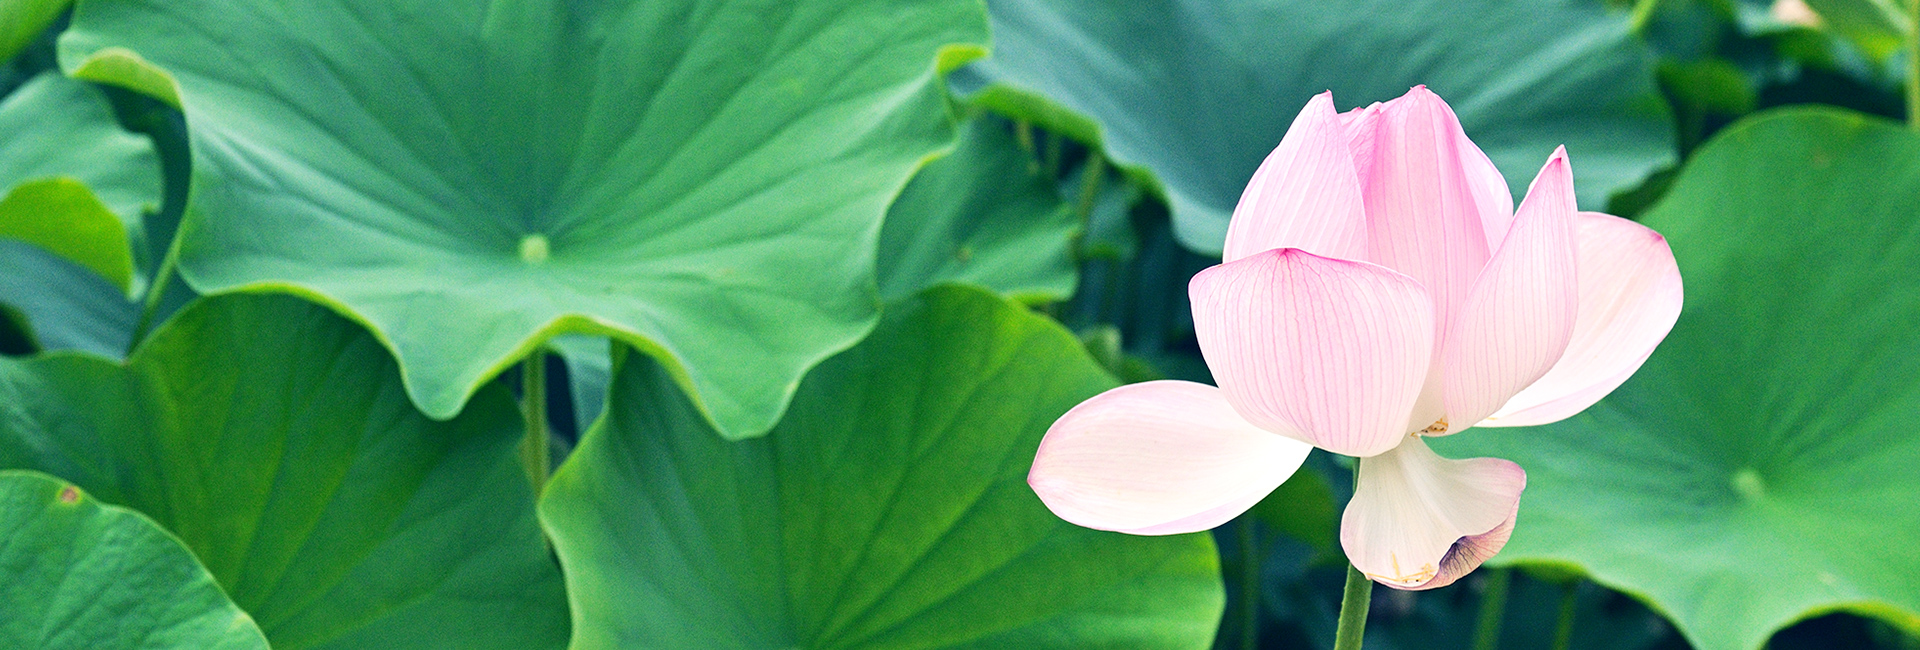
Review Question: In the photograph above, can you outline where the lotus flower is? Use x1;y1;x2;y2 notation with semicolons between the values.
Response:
1029;86;1682;590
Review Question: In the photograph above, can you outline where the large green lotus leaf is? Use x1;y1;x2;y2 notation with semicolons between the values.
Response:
0;470;269;649
955;0;1675;254
0;71;161;291
0;238;137;356
1438;108;1920;650
0;294;569;650
877;114;1079;303
57;0;989;438
542;285;1223;649
0;0;68;64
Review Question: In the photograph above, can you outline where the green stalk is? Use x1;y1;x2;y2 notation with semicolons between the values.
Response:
1333;464;1372;650
1908;0;1919;130
1333;563;1373;650
1239;518;1260;650
520;352;550;492
1550;582;1579;650
1469;568;1512;650
126;244;177;355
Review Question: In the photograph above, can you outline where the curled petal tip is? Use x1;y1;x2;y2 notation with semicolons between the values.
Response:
1341;439;1525;590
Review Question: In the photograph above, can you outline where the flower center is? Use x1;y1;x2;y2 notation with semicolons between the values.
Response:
1412;417;1449;437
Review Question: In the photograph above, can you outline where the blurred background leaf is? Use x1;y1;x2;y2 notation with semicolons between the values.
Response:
955;0;1676;254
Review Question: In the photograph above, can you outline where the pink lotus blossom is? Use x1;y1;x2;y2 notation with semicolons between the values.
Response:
1029;86;1682;590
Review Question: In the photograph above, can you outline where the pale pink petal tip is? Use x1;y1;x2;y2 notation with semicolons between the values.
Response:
1480;212;1683;427
1222;91;1366;263
1028;380;1312;535
1440;146;1580;430
1339;438;1526;590
1189;248;1434;458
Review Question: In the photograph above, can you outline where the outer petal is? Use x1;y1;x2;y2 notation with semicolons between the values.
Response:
1360;86;1513;428
1189;248;1433;457
1441;148;1579;428
1029;381;1313;535
1479;212;1683;427
1340;437;1525;591
1223;92;1367;263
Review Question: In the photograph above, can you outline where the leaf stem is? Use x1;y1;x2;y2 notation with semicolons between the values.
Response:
126;244;177;355
1470;568;1511;650
1333;464;1372;650
1238;517;1260;650
1908;0;1919;130
520;352;550;492
1551;581;1579;650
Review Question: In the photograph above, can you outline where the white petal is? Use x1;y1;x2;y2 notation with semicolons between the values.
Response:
1029;381;1312;535
1340;438;1525;590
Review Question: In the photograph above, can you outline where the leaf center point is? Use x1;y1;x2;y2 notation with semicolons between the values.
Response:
518;235;551;264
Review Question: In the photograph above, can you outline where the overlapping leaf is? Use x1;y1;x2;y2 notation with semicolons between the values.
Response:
877;114;1079;303
0;71;159;291
542;286;1223;649
0;470;268;650
0;294;568;650
58;0;988;439
955;0;1674;253
1440;108;1920;650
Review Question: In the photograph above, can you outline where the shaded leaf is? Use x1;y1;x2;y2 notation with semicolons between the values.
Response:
543;285;1223;649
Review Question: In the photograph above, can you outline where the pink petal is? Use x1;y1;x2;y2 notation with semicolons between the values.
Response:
1479;212;1683;427
1358;87;1514;428
1359;86;1506;324
1189;248;1434;457
1029;381;1313;535
1440;148;1580;428
1223;92;1368;263
1339;102;1384;191
1361;90;1512;245
1340;437;1525;591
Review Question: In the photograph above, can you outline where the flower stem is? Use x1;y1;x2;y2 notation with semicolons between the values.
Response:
1333;462;1372;650
520;352;550;492
1550;582;1579;650
1907;0;1919;130
1238;517;1260;650
1469;568;1511;650
1333;562;1373;650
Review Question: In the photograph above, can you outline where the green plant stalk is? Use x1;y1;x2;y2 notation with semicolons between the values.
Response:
1908;0;1919;130
1470;568;1511;650
1333;465;1372;650
1551;582;1579;650
126;243;177;355
1239;517;1259;650
1333;562;1373;650
520;353;550;492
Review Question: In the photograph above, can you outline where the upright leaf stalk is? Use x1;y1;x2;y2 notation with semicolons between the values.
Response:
521;353;550;492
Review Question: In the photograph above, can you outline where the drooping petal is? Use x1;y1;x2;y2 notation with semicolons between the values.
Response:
1189;248;1434;457
1440;148;1580;428
1479;212;1683;427
1340;437;1525;591
1029;380;1313;535
1223;92;1367;263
